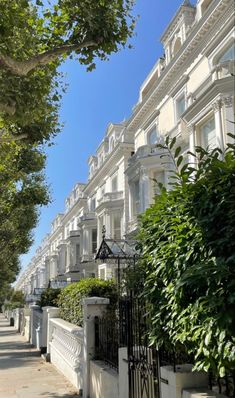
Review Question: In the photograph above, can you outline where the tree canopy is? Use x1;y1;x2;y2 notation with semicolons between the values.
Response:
0;0;135;143
138;136;235;377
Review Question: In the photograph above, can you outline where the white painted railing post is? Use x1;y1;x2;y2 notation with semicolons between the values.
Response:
14;308;21;332
30;305;40;345
41;306;53;352
47;307;60;354
82;297;110;398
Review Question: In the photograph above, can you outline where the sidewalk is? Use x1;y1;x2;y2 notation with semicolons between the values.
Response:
0;313;80;398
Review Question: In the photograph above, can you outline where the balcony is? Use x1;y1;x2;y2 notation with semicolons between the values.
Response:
212;60;235;80
69;230;80;238
81;254;96;263
128;145;165;166
97;191;123;206
78;212;96;223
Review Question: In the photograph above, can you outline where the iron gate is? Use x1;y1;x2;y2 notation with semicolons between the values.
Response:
119;296;160;398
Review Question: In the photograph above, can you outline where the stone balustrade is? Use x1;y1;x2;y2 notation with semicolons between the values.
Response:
49;317;84;392
97;191;124;205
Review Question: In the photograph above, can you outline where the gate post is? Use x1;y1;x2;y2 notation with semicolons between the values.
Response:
82;297;110;398
118;347;129;398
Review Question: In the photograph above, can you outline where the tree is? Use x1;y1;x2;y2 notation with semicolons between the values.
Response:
0;0;135;143
138;136;235;377
0;140;49;293
0;0;136;296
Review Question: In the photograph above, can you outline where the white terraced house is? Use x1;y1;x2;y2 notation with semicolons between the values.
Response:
15;0;235;299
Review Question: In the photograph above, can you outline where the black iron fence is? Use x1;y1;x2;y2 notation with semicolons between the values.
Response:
94;295;235;398
94;312;119;370
209;372;235;398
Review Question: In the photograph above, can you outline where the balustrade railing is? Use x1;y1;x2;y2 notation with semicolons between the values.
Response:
50;318;83;369
97;191;123;205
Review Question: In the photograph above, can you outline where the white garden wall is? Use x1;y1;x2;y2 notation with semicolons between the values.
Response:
89;360;118;398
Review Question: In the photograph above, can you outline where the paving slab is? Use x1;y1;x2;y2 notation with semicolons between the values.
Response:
0;314;81;398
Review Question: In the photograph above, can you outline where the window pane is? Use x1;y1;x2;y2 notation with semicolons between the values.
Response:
219;43;235;63
111;175;118;191
113;214;121;239
201;117;216;149
176;95;186;119
92;229;97;253
148;128;158;145
90;197;96;211
133;180;140;216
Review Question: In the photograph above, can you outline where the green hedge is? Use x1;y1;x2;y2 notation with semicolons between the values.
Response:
38;288;61;308
4;301;24;310
57;278;117;326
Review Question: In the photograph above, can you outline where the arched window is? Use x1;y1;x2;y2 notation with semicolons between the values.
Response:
218;42;235;63
147;128;159;145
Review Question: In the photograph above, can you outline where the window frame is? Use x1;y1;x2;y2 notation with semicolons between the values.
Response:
196;113;216;150
145;120;160;146
174;89;187;122
111;173;118;192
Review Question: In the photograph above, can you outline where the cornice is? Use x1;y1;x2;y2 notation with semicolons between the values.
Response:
63;197;87;224
127;0;233;130
95;198;124;213
182;76;234;123
84;142;134;193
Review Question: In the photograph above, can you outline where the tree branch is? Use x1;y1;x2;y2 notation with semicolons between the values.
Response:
0;135;28;143
0;40;97;76
0;129;28;143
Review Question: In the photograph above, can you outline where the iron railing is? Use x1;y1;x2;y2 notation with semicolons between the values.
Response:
94;313;119;370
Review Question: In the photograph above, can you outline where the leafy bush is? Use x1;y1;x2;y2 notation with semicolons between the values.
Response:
38;288;61;308
4;290;26;310
138;136;235;377
4;301;24;310
57;278;117;326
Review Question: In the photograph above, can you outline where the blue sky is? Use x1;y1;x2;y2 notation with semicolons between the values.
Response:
19;0;196;273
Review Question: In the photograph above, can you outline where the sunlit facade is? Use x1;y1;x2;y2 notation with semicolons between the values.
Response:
15;0;235;296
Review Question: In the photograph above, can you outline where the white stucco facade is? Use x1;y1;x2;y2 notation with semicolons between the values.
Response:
15;0;235;295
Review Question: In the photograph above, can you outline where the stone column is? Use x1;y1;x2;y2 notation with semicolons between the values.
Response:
212;99;224;151
44;257;50;286
82;297;110;398
57;243;67;275
188;124;196;167
50;255;58;279
222;96;234;144
140;167;150;212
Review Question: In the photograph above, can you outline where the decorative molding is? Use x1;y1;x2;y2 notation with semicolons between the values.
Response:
128;0;233;130
211;98;222;111
222;95;233;108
